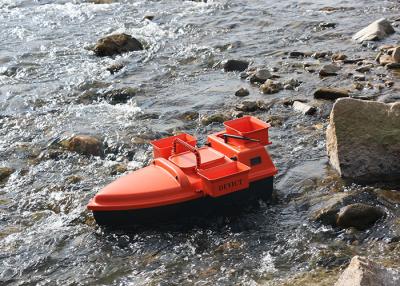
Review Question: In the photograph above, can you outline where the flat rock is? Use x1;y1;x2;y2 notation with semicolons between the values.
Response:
314;87;349;100
326;98;400;182
336;203;385;230
335;256;400;286
319;64;340;76
222;59;249;72
352;18;395;43
93;33;143;57
293;101;316;115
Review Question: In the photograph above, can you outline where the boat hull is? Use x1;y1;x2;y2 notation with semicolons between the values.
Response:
92;177;274;228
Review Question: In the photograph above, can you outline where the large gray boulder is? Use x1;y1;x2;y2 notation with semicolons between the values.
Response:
326;98;400;183
352;18;395;43
335;256;400;286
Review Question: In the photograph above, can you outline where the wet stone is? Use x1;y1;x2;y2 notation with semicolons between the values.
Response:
249;69;271;84
179;111;199;121
93;33;143;57
235;101;262;112
379;54;395;66
0;167;15;183
259;79;283;94
386;63;400;69
353;75;366;81
60;135;104;156
110;163;127;175
319;64;340;77
235;87;249;97
222;59;249;72
288;51;305;58
201;113;229;125
335;256;400;286
392;47;400;62
314;87;349;100
336;203;385;230
106;63;124;74
332;53;347;61
355;64;372;73
292;101;316;115
103;87;138;104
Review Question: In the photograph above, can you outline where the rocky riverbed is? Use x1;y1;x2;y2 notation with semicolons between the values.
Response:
1;0;400;285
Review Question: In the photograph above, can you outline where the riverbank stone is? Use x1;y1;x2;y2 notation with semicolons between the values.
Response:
336;203;385;230
326;98;400;183
93;33;143;57
222;59;249;72
335;256;400;286
314;87;349;100
352;18;395;43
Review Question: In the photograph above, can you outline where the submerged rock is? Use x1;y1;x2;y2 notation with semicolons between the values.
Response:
336;203;385;230
326;98;400;182
106;63;124;74
201;113;229;125
0;167;15;183
335;256;400;286
222;59;249;72
352;18;395;43
235;87;249;97
60;135;103;156
93;33;143;57
103;87;137;104
314;87;349;100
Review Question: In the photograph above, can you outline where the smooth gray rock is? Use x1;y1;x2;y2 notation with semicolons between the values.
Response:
352;18;395;43
335;256;400;286
326;98;400;182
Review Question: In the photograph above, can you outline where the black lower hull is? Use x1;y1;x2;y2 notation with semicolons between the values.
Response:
93;177;274;228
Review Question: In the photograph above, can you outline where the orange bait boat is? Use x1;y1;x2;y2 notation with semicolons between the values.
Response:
87;116;277;227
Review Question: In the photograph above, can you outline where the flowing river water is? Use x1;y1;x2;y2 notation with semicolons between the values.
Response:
1;0;400;285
